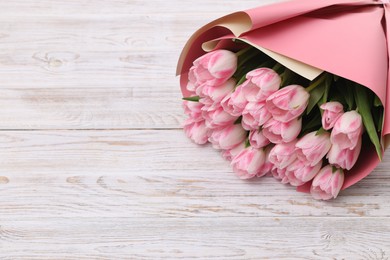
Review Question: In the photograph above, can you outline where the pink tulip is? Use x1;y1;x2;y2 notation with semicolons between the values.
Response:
271;167;305;186
266;85;309;122
222;141;246;161
183;118;209;145
241;101;272;130
198;96;214;111
287;158;322;183
320;102;344;130
257;145;274;177
200;78;235;102
271;167;290;184
186;67;197;93
191;50;237;88
262;117;302;144
268;141;297;169
310;165;344;200
208;124;247;150
231;147;265;179
327;138;362;170
295;131;332;167
202;106;237;129
331;111;363;150
221;85;247;116
241;68;281;102
182;101;204;122
249;129;270;149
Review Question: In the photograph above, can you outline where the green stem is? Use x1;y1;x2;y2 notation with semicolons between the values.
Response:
236;47;252;57
237;49;260;69
280;68;293;86
306;73;327;92
233;56;268;83
236;74;247;87
272;63;282;72
321;76;331;104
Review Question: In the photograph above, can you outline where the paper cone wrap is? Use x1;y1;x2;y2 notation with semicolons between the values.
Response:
177;0;390;191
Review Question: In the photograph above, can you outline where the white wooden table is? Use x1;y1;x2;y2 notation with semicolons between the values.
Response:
0;0;389;258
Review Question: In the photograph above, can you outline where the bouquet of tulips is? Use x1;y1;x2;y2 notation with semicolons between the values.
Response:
182;46;383;200
177;0;390;200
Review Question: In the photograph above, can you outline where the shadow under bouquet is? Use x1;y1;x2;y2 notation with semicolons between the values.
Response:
177;0;390;200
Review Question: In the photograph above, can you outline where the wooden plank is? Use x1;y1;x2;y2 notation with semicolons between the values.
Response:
0;0;280;15
0;15;186;128
0;15;181;88
0;1;282;129
0;88;184;129
0;130;389;218
0;217;389;259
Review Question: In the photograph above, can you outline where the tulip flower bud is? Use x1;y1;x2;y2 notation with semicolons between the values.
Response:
182;101;204;122
200;78;236;103
295;131;332;167
266;85;309;122
257;145;274;177
310;165;344;200
320;101;344;130
208;124;247;150
271;167;305;186
183;118;209;145
231;147;266;179
331;110;363;150
242;68;281;102
241;101;272;130
268;141;297;169
327;138;362;170
287;158;322;183
221;141;246;161
203;106;237;129
221;85;247;117
191;49;237;88
262;117;302;144
249;129;270;149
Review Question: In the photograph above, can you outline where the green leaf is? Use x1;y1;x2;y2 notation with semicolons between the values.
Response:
374;95;383;107
182;96;200;102
307;82;326;115
377;109;384;133
280;68;292;87
245;138;251;148
233;56;272;83
344;81;355;110
354;84;382;160
321;75;332;105
301;112;322;135
236;74;247;87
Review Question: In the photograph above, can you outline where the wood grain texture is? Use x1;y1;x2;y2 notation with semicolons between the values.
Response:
0;0;389;259
0;218;389;259
0;130;389;220
0;0;277;129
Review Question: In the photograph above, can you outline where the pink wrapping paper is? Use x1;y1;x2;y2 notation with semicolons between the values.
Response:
177;0;390;191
